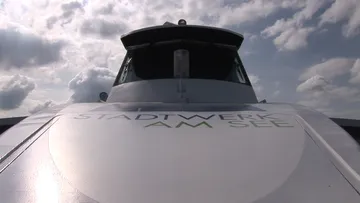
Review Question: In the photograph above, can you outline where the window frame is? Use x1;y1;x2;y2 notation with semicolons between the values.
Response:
113;50;252;87
113;53;130;86
231;53;252;86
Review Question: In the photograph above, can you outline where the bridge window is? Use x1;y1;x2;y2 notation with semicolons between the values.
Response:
115;41;249;85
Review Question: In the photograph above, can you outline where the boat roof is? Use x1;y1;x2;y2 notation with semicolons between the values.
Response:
120;24;244;50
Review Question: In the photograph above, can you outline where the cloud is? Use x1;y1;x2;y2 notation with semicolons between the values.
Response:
1;0;310;54
0;74;36;110
54;0;309;31
249;35;258;42
1;0;359;120
273;27;315;51
0;28;65;69
298;99;330;109
1;0;309;38
263;21;315;51
299;58;356;81
272;90;280;97
217;0;279;26
217;0;306;27
262;0;327;51
68;67;116;103
296;63;360;113
297;81;360;113
28;100;55;114
248;74;263;99
298;58;360;101
262;0;326;37
80;18;127;39
61;1;83;12
78;41;124;68
38;67;63;84
350;59;360;84
92;2;114;15
23;67;63;85
44;1;85;29
319;0;360;38
329;86;359;100
249;74;260;84
297;75;329;92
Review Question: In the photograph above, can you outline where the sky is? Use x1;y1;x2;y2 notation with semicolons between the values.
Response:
0;0;360;119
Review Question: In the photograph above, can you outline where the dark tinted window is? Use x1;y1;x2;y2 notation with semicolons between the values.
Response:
116;41;248;84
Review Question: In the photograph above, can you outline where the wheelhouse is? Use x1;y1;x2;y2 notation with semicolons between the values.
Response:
113;23;252;87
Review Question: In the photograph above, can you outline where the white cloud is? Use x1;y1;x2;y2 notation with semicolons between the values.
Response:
319;0;360;38
80;18;127;39
68;67;116;103
295;0;328;22
217;0;278;26
299;58;356;81
0;74;36;110
262;18;294;38
91;2;115;15
329;86;359;100
79;41;124;68
297;65;360;115
249;34;258;42
273;26;315;51
25;86;71;108
217;0;306;27
1;0;309;37
297;75;329;92
262;0;327;51
1;0;359;120
28;100;55;114
272;90;280;97
248;74;263;98
298;99;330;109
350;59;360;84
298;75;359;102
297;82;360;113
0;0;312;80
249;74;260;84
243;32;258;42
25;67;63;85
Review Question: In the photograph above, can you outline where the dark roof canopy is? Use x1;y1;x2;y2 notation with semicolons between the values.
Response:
121;25;244;50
